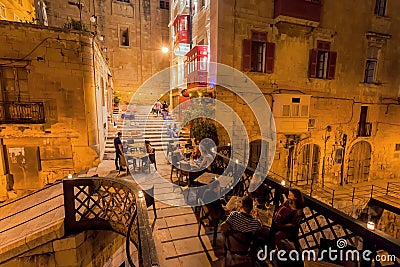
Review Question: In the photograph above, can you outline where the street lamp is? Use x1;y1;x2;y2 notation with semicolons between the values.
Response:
321;125;332;187
161;46;169;53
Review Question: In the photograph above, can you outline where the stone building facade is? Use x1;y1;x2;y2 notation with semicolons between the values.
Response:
42;0;170;103
0;0;34;23
171;0;400;186
0;21;111;200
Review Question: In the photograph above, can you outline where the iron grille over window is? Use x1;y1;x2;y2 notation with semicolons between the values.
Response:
0;102;45;124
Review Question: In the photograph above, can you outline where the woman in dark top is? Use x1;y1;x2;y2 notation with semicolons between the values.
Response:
270;188;304;249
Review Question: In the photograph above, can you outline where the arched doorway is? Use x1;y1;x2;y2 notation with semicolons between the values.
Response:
346;141;371;183
296;144;320;185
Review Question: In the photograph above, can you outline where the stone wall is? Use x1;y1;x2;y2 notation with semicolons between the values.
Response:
0;21;107;195
211;0;400;184
0;231;133;267
44;0;170;103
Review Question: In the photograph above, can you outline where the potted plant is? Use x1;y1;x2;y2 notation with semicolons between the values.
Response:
114;96;120;107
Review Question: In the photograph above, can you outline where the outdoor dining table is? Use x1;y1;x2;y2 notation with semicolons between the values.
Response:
125;152;148;172
194;172;234;188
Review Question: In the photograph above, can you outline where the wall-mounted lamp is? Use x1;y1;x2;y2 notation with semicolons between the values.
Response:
367;221;375;231
90;15;97;23
281;180;286;186
138;191;144;198
68;174;73;179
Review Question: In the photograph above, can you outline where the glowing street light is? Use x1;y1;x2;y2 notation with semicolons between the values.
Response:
161;46;169;53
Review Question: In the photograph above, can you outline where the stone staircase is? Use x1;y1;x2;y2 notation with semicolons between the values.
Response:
103;105;190;160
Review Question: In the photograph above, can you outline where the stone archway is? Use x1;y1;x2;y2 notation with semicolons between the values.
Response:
296;144;321;185
346;141;371;184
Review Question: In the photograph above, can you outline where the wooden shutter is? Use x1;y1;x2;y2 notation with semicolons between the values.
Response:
265;42;275;74
327;51;337;79
242;39;252;72
309;49;318;78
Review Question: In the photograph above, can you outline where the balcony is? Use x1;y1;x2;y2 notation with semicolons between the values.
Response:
274;0;321;24
185;45;208;89
0;102;45;124
187;70;208;89
357;122;372;137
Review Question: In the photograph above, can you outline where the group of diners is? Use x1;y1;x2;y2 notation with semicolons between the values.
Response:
114;131;157;173
200;177;305;264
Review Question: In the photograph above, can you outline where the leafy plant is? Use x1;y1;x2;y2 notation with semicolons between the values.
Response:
190;118;219;146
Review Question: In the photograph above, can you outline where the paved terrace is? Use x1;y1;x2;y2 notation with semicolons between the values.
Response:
1;150;399;266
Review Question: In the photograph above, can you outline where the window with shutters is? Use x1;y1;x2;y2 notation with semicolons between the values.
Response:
374;0;386;16
242;31;275;73
309;41;337;79
364;46;380;84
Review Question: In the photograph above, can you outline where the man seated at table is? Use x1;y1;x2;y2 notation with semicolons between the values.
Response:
202;180;228;221
220;195;261;234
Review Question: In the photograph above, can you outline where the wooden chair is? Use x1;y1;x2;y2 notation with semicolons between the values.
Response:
179;161;191;185
224;230;255;266
198;198;219;246
170;154;182;184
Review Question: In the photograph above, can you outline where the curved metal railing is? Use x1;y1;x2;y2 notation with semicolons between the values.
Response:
63;177;158;267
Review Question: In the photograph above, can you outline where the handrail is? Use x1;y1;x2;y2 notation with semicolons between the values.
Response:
261;176;400;261
0;180;62;208
63;177;159;267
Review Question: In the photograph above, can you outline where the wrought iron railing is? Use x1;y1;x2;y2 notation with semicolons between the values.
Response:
212;149;400;265
0;102;45;124
63;178;158;267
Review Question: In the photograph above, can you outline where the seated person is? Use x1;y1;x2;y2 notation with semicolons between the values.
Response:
202;180;228;221
221;195;261;234
248;172;272;207
191;139;201;160
145;140;154;154
269;188;304;249
172;124;180;137
195;143;214;170
167;125;177;138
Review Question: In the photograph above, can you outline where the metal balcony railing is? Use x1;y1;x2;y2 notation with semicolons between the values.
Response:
357;122;372;137
0;102;45;124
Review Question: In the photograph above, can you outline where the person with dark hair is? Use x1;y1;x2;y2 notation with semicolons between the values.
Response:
114;132;125;171
269;188;304;249
196;143;214;170
221;195;261;234
202;180;227;220
145;140;154;154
